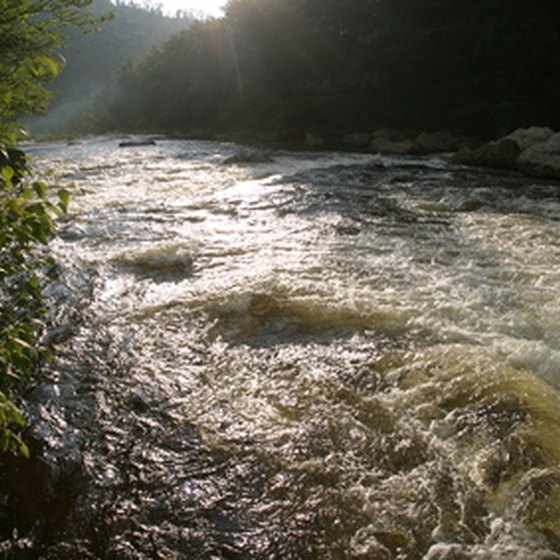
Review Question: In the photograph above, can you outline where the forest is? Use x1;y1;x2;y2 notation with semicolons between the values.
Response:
27;0;193;135
93;0;560;141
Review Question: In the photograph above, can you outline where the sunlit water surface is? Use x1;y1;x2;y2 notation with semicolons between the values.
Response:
13;136;560;558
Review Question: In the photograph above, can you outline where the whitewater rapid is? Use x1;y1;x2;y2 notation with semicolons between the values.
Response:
15;136;560;559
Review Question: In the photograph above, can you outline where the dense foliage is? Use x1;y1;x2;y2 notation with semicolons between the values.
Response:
0;0;91;453
0;156;70;455
97;0;560;139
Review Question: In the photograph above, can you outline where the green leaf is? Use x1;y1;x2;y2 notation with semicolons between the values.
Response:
57;188;71;213
36;55;62;76
33;182;48;199
1;166;14;184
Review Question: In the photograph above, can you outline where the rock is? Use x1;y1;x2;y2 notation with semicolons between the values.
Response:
452;138;521;169
343;132;371;147
370;137;413;155
222;149;274;165
304;132;326;149
453;146;476;164
517;131;560;179
0;435;85;527
410;132;453;154
505;126;555;151
371;128;411;142
118;139;156;147
42;323;77;346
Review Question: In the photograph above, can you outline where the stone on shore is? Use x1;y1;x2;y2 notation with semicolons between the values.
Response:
517;132;560;179
342;132;371;148
370;137;414;155
304;132;326;149
410;132;454;155
451;126;560;179
505;126;555;151
452;138;521;169
368;130;468;155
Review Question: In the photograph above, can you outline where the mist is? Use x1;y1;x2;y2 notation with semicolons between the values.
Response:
26;0;194;137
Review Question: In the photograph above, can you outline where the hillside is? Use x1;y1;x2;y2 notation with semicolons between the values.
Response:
27;0;194;136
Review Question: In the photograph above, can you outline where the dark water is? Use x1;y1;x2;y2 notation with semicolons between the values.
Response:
6;136;560;559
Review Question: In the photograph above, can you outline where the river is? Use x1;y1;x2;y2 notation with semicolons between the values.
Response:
9;136;560;558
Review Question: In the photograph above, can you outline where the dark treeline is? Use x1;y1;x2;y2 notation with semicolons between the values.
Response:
28;0;193;135
94;0;560;141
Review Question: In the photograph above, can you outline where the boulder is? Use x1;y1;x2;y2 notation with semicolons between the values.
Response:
371;128;411;142
342;132;371;147
517;132;560;179
452;138;520;169
453;146;477;165
505;126;555;151
304;132;326;149
410;132;453;155
370;137;413;155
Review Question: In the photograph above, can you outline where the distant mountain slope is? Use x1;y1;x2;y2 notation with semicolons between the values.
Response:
28;0;194;136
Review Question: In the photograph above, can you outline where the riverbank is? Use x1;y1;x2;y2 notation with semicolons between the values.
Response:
92;124;560;182
263;125;560;181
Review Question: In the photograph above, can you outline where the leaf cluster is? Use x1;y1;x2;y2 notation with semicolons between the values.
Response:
0;155;70;456
0;0;91;457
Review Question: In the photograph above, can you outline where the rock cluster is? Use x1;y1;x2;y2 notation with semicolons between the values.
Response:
341;130;473;156
453;138;521;169
334;126;560;179
452;126;560;179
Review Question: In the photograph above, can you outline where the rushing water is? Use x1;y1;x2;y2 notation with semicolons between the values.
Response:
7;136;560;558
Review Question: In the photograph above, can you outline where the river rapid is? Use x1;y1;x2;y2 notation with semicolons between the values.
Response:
8;136;560;558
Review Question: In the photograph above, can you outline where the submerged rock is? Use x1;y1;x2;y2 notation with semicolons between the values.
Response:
118;139;156;147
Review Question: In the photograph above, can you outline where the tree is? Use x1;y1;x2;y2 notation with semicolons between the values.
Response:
98;0;560;139
0;0;100;144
